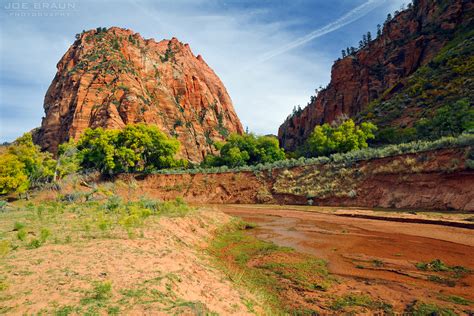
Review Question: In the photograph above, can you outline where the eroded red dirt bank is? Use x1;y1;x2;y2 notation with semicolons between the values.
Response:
118;147;473;211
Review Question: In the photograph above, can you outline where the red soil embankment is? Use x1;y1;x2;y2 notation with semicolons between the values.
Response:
118;147;474;212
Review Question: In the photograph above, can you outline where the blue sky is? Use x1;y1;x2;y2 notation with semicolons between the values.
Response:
0;0;407;142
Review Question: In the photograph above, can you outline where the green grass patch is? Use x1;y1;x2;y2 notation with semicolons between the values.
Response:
330;293;387;311
439;294;473;306
415;259;450;272
80;281;112;307
415;259;470;281
405;301;456;316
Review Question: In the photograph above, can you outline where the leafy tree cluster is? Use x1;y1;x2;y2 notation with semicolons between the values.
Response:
415;99;474;140
0;133;55;195
203;133;286;168
77;124;187;174
305;119;377;157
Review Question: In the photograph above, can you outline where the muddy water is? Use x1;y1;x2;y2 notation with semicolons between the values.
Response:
219;205;474;305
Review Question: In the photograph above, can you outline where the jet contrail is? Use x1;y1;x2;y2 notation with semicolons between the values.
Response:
252;0;386;65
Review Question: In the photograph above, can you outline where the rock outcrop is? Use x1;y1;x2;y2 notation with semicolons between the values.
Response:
279;0;473;151
34;27;243;162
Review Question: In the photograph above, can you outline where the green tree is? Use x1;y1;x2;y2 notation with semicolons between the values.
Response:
76;128;119;173
204;133;285;167
8;133;55;187
0;132;55;195
77;124;186;174
0;153;29;195
118;124;185;171
306;119;377;157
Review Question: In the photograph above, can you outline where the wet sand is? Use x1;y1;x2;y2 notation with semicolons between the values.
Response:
219;204;474;309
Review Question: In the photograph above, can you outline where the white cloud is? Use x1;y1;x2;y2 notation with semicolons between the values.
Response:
250;0;385;66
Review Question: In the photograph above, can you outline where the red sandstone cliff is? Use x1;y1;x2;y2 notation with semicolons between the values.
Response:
278;0;473;151
34;27;243;162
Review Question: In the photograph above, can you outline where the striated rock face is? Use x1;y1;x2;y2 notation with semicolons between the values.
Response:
34;27;243;162
279;0;473;151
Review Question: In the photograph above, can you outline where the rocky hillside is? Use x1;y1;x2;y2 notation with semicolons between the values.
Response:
34;27;243;162
279;0;473;151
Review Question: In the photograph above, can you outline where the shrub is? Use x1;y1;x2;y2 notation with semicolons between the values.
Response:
0;240;10;257
27;238;42;249
405;301;456;316
17;229;27;241
40;228;51;243
13;222;25;231
56;140;81;179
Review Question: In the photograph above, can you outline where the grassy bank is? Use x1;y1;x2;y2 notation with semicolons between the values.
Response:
0;194;254;315
0;195;191;252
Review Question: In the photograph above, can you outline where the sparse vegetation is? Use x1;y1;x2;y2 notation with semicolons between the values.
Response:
415;259;451;272
440;295;473;306
405;301;456;316
330;293;392;313
361;29;474;145
208;219;334;314
160;41;175;62
0;187;249;314
415;259;471;287
415;259;470;277
0;192;192;254
208;219;400;314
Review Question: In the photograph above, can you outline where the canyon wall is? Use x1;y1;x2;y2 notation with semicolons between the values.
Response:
279;0;473;151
